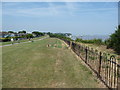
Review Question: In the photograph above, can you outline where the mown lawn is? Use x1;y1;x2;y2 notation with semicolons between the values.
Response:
2;38;102;88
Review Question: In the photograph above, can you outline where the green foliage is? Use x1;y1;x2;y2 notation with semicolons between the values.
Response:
64;33;72;36
75;38;103;45
18;30;26;33
1;38;11;42
32;31;44;37
49;33;73;41
8;31;14;33
26;34;34;38
107;25;120;54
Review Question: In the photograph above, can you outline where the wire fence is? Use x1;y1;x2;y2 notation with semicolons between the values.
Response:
62;39;120;90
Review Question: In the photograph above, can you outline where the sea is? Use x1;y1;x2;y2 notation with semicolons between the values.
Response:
71;35;110;41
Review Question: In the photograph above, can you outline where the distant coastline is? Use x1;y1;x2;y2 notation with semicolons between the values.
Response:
72;35;110;41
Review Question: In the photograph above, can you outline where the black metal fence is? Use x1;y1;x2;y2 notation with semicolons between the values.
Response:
63;39;120;89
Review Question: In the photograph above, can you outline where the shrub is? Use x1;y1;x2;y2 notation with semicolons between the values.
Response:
1;38;11;42
32;31;44;37
26;34;34;39
107;25;120;54
75;38;103;45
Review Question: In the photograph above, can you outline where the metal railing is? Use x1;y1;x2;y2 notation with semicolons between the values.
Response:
62;39;120;89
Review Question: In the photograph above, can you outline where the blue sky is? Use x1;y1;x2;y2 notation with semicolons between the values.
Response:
2;2;118;35
118;1;120;25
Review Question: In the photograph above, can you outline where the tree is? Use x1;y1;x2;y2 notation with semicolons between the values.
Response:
18;30;26;33
26;34;33;39
46;32;51;36
49;32;73;41
32;31;44;37
65;33;72;36
8;31;14;33
107;25;120;54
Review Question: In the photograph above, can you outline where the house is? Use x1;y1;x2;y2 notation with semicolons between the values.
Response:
0;32;16;38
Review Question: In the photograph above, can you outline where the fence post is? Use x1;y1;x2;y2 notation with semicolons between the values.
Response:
117;65;120;90
98;52;102;77
85;47;88;63
70;41;72;49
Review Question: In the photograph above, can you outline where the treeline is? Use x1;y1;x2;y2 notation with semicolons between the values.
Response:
47;32;73;41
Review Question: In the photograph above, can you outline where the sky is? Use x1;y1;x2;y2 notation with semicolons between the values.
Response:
2;2;118;35
118;1;120;25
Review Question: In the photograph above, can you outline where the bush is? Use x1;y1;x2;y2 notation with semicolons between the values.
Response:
107;25;120;54
1;38;11;42
32;31;44;37
75;38;103;45
26;34;34;39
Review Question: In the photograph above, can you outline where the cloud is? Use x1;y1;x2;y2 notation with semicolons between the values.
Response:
2;3;56;17
2;2;80;17
2;0;119;2
2;2;117;17
2;2;71;17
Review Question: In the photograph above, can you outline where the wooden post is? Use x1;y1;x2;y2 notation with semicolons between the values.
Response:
98;52;102;77
85;47;88;63
117;65;120;90
70;41;72;49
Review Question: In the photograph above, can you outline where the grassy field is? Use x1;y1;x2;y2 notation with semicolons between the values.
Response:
1;35;48;46
2;38;102;88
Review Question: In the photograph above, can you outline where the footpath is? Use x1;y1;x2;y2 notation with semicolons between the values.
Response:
0;36;49;47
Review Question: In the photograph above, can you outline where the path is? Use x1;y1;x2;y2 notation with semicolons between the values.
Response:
0;36;49;47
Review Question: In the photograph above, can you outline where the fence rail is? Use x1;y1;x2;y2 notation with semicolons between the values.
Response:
62;39;120;90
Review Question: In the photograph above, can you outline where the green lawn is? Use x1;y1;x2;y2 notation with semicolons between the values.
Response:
2;38;102;88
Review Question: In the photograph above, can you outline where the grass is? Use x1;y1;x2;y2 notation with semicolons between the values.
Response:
1;35;48;46
2;38;101;88
76;42;120;64
76;42;115;54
